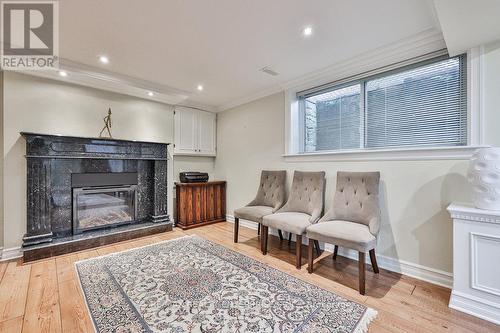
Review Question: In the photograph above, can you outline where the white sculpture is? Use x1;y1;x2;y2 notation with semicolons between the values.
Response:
468;147;500;210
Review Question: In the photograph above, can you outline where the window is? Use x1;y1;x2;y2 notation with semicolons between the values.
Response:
298;55;467;153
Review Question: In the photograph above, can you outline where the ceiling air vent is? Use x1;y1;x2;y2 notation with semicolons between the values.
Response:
260;66;279;76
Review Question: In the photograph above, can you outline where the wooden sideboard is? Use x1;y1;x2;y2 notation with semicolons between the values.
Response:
175;181;226;229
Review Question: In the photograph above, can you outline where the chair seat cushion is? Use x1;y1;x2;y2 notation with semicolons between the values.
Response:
262;212;311;235
234;206;273;223
306;220;376;252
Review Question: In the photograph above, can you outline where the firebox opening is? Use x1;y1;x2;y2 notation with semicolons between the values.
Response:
71;172;138;234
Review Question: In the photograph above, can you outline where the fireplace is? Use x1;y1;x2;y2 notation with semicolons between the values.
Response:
72;172;138;234
21;132;172;260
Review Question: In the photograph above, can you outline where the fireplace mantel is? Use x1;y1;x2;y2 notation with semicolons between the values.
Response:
21;132;169;160
21;132;171;249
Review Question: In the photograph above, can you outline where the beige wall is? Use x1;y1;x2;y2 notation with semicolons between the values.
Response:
214;44;500;273
0;71;3;250
1;42;498;269
483;41;500;146
171;155;216;219
1;72;215;249
173;156;216;182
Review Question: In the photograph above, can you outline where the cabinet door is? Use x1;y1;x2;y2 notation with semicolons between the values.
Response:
197;111;216;155
174;108;198;154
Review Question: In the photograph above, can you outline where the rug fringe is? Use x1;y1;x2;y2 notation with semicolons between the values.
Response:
353;308;378;333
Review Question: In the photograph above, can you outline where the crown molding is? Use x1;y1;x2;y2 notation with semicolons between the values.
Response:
216;85;284;112
17;58;192;106
217;28;446;112
174;101;218;113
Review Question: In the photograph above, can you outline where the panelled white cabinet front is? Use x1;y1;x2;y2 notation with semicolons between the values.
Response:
447;203;500;325
174;107;216;156
197;110;216;155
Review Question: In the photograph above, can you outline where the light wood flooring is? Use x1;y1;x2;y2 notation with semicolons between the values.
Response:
0;222;498;333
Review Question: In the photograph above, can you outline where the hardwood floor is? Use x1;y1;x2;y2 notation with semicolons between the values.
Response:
0;222;498;332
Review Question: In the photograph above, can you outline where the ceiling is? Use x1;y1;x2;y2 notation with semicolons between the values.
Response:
55;0;443;110
433;0;500;56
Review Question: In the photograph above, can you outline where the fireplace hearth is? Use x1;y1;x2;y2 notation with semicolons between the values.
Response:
21;132;172;261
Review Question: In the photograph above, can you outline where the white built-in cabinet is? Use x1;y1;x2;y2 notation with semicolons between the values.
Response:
174;107;216;156
447;203;500;325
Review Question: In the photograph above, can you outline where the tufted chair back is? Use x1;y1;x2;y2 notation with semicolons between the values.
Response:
331;171;380;235
278;171;325;223
248;170;287;212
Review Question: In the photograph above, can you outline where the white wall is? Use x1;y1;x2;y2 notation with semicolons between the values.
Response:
214;43;500;274
0;72;214;249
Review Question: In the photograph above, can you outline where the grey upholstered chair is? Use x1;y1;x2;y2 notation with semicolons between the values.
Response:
233;170;286;243
261;171;325;269
306;171;381;295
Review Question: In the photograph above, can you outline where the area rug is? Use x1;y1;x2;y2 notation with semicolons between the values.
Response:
75;235;377;332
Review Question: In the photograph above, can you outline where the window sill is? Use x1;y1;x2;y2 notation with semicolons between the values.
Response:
282;145;488;162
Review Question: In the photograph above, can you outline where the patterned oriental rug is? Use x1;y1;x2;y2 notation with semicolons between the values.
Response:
76;235;377;332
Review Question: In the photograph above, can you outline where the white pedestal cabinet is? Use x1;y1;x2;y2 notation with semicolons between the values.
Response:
447;203;500;325
174;107;216;156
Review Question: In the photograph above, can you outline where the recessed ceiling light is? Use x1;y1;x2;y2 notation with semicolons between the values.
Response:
302;26;313;37
147;91;154;97
99;55;109;64
58;70;68;77
197;85;204;91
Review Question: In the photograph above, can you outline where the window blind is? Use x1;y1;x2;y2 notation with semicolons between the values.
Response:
365;56;467;148
304;85;361;152
298;54;467;153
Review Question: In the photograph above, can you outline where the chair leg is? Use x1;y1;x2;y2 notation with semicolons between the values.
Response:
233;217;239;243
257;223;260;235
307;239;316;274
332;245;338;260
296;235;302;269
358;252;366;295
308;238;314;273
288;233;292;245
314;240;321;257
369;249;379;273
278;230;284;241
261;226;268;255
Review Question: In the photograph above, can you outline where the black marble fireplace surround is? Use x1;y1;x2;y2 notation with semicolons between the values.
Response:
21;132;172;251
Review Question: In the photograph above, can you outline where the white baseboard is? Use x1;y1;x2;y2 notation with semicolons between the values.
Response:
227;214;453;289
333;246;453;288
227;215;259;229
0;246;22;262
449;291;500;325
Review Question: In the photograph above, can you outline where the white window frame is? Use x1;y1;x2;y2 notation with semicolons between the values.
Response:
284;47;487;162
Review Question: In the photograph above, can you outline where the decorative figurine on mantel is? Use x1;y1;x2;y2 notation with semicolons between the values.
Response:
99;108;113;138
